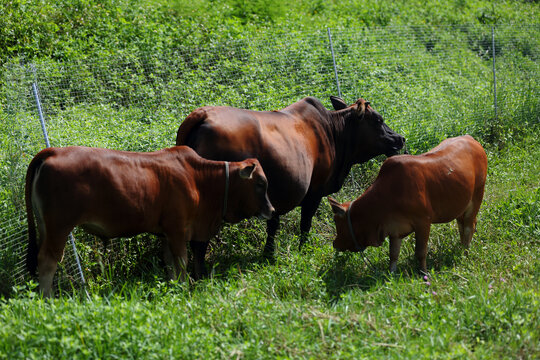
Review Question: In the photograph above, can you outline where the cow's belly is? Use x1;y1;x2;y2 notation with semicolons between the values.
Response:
192;125;315;215
429;187;474;223
385;218;414;239
79;219;160;239
80;224;120;239
267;178;310;215
77;200;163;238
260;153;313;214
432;199;473;224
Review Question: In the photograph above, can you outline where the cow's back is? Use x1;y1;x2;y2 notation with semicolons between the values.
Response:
176;101;333;214
374;135;487;223
422;135;487;205
179;106;266;161
32;146;198;237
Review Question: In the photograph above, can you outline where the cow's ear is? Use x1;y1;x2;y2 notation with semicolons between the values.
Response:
328;196;346;218
239;163;257;179
330;96;348;111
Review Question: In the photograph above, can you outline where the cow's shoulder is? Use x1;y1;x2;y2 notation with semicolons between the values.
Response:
431;135;475;151
377;155;418;181
283;97;328;115
302;96;326;111
162;146;201;165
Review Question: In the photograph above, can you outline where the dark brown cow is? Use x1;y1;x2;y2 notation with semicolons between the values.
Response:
25;145;274;297
328;135;488;273
176;96;405;256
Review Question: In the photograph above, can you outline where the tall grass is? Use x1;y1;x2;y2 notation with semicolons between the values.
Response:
1;125;538;360
0;1;539;358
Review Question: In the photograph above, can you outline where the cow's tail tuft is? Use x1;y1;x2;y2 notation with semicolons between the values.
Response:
25;150;51;276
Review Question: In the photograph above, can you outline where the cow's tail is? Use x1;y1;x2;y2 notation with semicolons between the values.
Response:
25;149;53;276
175;108;208;146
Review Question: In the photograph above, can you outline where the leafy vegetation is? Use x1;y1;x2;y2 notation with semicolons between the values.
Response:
0;0;539;358
1;0;539;64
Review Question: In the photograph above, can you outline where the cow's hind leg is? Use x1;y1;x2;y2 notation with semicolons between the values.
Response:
162;237;177;281
263;215;280;259
164;234;188;282
389;237;402;273
457;202;480;249
299;196;322;250
414;223;431;274
190;240;209;280
38;228;70;298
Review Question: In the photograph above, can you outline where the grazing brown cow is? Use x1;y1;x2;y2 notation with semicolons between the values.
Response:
25;145;274;297
176;96;405;256
328;135;487;273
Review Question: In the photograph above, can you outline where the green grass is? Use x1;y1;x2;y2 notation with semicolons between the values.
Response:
2;271;536;359
1;1;539;358
1;133;538;359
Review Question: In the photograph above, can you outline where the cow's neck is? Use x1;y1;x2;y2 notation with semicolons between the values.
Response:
326;109;362;193
351;184;384;234
194;161;229;225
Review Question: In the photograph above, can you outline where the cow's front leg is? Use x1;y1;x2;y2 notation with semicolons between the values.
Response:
389;236;402;273
262;215;280;259
162;237;177;281
190;240;209;280
164;234;188;282
299;196;322;250
414;224;431;274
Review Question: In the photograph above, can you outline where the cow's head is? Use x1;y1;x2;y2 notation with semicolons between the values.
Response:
327;196;385;252
227;159;275;223
330;96;405;162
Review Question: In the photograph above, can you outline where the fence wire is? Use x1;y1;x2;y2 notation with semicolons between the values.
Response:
1;24;538;294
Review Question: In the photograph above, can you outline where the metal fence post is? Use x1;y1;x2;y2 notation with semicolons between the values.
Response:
491;26;498;121
31;67;51;148
30;64;88;294
327;28;342;99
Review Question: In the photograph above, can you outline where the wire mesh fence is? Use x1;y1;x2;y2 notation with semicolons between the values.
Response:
1;24;538;294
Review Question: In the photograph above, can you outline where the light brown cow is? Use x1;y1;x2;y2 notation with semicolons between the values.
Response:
328;135;487;273
25;145;274;297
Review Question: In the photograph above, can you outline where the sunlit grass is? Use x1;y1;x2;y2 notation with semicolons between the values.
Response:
1;133;538;359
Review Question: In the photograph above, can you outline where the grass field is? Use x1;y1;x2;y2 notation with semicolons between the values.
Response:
1;132;538;359
1;1;539;359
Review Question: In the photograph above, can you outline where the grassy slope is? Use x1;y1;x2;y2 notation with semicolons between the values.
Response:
1;136;538;359
1;0;539;358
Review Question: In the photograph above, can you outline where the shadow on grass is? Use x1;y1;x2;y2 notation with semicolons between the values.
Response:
320;237;468;302
203;232;284;281
207;250;273;279
41;231;270;299
320;253;385;301
41;227;469;299
426;237;468;272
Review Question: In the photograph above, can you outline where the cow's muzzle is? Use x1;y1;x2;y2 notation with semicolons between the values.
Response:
258;205;275;220
385;135;406;157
